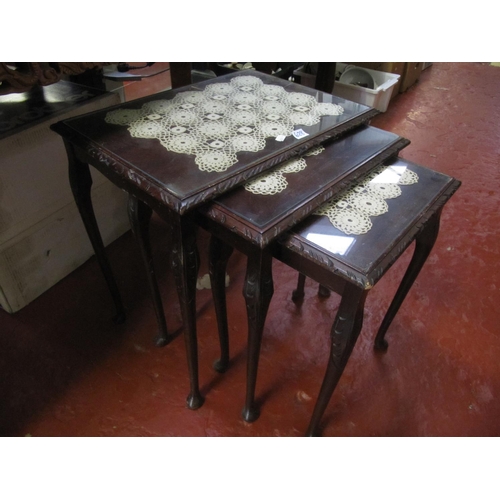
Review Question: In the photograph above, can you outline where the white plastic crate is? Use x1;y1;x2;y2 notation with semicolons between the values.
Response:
332;63;400;112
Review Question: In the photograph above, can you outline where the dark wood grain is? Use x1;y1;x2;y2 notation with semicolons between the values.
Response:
279;158;462;289
199;126;409;247
51;70;378;214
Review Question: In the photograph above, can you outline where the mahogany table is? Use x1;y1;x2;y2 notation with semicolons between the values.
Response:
281;159;460;435
196;125;410;421
206;156;460;434
51;70;377;409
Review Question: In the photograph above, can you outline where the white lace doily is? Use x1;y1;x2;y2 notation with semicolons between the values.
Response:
243;144;326;195
105;76;345;173
303;145;325;156
342;190;389;217
398;168;419;185
317;207;373;235
314;164;419;235
244;172;288;195
276;157;307;174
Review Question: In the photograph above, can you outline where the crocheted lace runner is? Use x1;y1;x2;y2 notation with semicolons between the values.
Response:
315;164;419;235
244;147;419;235
104;75;344;173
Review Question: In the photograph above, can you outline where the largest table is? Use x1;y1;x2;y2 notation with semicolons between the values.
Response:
51;70;379;409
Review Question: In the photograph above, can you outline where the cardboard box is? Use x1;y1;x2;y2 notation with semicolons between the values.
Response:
0;82;129;313
400;63;423;92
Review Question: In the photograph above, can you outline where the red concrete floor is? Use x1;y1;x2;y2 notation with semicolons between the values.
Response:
1;62;499;437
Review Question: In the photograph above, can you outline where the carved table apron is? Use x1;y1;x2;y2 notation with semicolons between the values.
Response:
51;70;377;410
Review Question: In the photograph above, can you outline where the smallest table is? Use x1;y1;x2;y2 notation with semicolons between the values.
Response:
208;157;460;436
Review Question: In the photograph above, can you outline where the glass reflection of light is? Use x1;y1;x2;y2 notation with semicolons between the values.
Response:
43;86;66;103
370;168;400;184
370;163;407;184
306;232;355;256
0;92;28;103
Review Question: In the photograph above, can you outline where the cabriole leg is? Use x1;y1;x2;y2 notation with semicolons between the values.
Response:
292;273;306;302
374;213;441;351
242;249;274;423
128;195;171;347
170;213;203;410
306;283;367;437
67;145;125;324
208;235;234;373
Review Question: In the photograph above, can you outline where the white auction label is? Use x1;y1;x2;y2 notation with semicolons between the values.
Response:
292;129;309;139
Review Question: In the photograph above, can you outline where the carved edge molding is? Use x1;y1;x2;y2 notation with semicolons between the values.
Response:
365;179;461;286
185;108;379;214
53;125;183;213
281;178;461;290
200;135;409;248
54;107;378;216
85;144;183;213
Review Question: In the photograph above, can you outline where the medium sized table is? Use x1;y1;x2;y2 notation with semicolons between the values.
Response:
196;125;410;421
